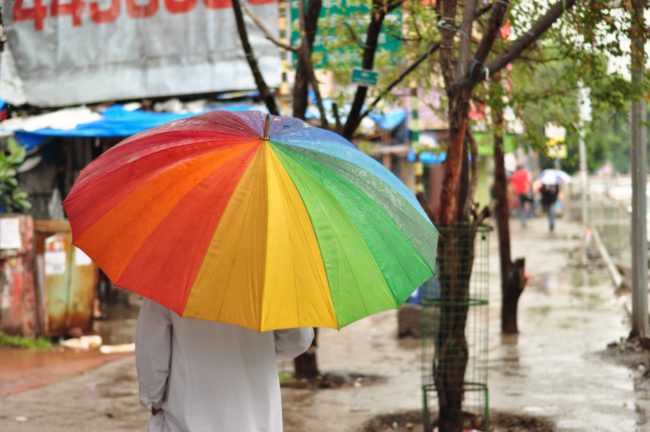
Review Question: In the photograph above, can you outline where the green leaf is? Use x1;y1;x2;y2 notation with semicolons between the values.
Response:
16;199;32;210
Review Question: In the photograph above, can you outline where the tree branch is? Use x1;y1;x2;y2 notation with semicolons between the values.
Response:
437;0;493;92
345;22;367;49
232;0;279;115
457;0;478;78
386;0;404;12
332;102;343;133
292;0;321;119
383;26;423;43
482;0;578;83
467;124;478;206
476;3;493;18
437;0;460;90
359;41;441;120
298;0;329;129
346;1;491;133
471;0;509;70
243;5;298;52
342;0;389;139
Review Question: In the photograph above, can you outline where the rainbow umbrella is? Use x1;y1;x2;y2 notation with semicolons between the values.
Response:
63;111;438;331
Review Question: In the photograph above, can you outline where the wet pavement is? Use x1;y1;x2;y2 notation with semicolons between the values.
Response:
0;299;138;398
488;218;640;432
0;215;646;431
0;347;128;397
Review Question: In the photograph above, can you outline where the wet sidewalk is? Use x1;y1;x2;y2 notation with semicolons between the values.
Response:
0;215;643;431
488;217;640;431
0;301;138;398
0;346;129;397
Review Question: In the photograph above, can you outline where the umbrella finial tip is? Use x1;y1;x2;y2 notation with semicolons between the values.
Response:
263;113;271;140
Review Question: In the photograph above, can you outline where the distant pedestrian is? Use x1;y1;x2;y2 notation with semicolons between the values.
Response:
510;165;533;227
136;299;314;432
540;182;561;232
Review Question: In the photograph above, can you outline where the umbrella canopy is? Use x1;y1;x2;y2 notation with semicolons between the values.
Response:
538;169;572;185
63;111;438;331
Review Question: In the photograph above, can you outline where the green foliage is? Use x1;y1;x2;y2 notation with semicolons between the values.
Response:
278;370;294;383
510;53;581;154
505;2;646;172
510;54;641;174
298;0;441;115
0;138;31;212
0;331;52;349
479;0;647;175
585;108;633;173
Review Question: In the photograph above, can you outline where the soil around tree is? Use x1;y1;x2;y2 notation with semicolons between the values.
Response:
361;409;556;432
601;336;650;376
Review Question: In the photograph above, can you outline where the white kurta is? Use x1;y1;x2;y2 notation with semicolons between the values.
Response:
135;299;314;432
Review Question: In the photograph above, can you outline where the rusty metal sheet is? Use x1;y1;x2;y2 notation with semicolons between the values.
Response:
42;234;70;335
0;215;37;337
35;220;97;336
67;247;97;331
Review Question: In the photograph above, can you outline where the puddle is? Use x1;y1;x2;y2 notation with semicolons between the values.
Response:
0;346;127;397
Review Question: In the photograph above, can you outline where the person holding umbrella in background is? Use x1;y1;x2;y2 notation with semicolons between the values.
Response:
538;169;570;233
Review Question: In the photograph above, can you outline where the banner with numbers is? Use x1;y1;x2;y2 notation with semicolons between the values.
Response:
2;0;279;107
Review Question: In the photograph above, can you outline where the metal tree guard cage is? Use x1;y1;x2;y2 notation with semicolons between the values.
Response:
421;223;491;431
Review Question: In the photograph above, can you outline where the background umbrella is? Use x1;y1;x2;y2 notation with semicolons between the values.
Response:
63;111;438;331
538;168;572;185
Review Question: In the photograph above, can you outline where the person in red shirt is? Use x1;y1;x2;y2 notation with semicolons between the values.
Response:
510;165;532;227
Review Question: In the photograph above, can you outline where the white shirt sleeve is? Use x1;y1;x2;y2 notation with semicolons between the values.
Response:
135;299;172;409
274;328;314;359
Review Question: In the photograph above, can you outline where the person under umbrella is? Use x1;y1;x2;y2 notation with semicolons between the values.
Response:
540;179;561;232
137;299;313;432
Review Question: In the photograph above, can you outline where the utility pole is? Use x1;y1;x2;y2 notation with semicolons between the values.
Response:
630;0;648;339
578;83;591;266
578;83;591;228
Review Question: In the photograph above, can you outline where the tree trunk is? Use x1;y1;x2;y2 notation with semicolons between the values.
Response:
231;0;279;115
342;0;391;139
502;258;525;334
429;0;575;427
492;94;526;334
434;86;473;432
439;88;471;226
291;0;321;119
435;225;476;432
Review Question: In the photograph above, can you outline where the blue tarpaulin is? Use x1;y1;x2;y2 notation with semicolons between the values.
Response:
12;104;261;151
406;149;447;165
304;94;407;132
369;110;407;131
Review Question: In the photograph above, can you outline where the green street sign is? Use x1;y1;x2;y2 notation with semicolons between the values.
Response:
351;68;378;86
